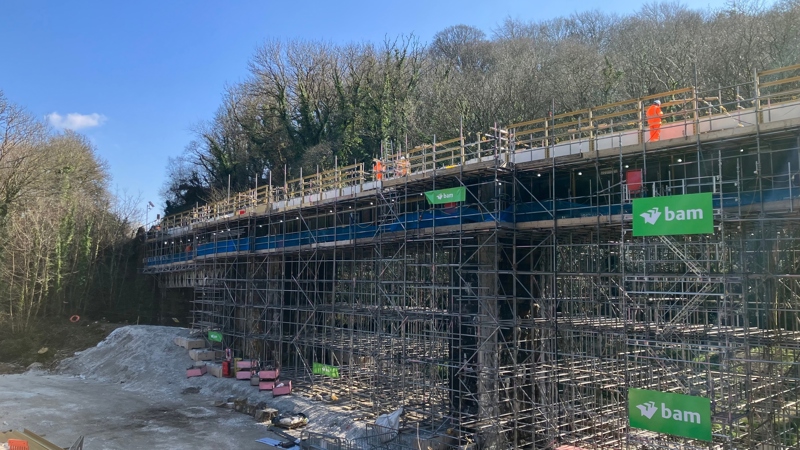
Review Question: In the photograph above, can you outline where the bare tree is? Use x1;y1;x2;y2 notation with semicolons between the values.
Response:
162;0;800;213
0;92;48;221
431;25;493;71
0;123;114;329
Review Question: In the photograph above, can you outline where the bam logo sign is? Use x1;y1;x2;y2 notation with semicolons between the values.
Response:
635;400;702;424
633;193;714;236
629;388;712;441
639;206;704;225
424;186;466;205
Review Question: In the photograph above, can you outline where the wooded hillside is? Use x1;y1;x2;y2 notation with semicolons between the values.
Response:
0;93;152;331
161;1;800;215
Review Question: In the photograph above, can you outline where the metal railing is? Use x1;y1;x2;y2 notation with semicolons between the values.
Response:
148;63;800;238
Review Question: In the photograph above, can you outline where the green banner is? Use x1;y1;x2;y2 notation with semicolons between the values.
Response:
633;193;714;236
313;362;340;378
208;331;223;343
424;186;466;205
629;388;711;441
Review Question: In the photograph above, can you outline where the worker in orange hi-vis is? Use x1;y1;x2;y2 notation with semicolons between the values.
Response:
397;156;409;177
646;99;664;142
373;158;384;181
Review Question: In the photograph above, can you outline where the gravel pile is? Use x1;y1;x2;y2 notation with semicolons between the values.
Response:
57;325;365;442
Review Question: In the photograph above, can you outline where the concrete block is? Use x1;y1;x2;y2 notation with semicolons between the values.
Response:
185;338;205;350
174;336;205;349
254;409;268;422
206;363;223;378
188;349;207;361
254;408;278;423
189;349;222;361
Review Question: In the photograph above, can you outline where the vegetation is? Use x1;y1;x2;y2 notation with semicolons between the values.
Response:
162;0;800;215
2;0;798;332
0;92;153;332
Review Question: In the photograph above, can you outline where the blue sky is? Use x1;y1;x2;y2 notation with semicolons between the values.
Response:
0;0;737;223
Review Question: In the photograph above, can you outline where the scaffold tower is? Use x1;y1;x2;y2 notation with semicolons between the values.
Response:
145;64;800;449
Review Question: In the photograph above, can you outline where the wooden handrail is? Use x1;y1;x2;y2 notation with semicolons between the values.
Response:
759;74;800;89
153;64;800;235
758;63;800;77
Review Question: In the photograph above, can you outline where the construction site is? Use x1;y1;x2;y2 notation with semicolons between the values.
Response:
143;64;800;449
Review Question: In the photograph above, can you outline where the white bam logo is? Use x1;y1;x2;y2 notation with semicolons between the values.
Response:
636;401;658;419
640;206;704;225
640;208;661;225
636;401;703;424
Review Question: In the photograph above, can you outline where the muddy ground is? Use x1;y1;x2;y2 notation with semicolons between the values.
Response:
0;318;124;374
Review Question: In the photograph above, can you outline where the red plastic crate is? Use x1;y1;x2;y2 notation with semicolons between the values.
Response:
273;380;292;397
186;365;207;378
259;369;279;380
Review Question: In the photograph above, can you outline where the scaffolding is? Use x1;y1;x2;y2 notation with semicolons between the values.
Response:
145;63;800;449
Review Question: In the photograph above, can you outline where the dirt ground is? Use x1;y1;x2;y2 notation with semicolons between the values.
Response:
0;318;124;374
0;374;277;449
0;325;367;449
